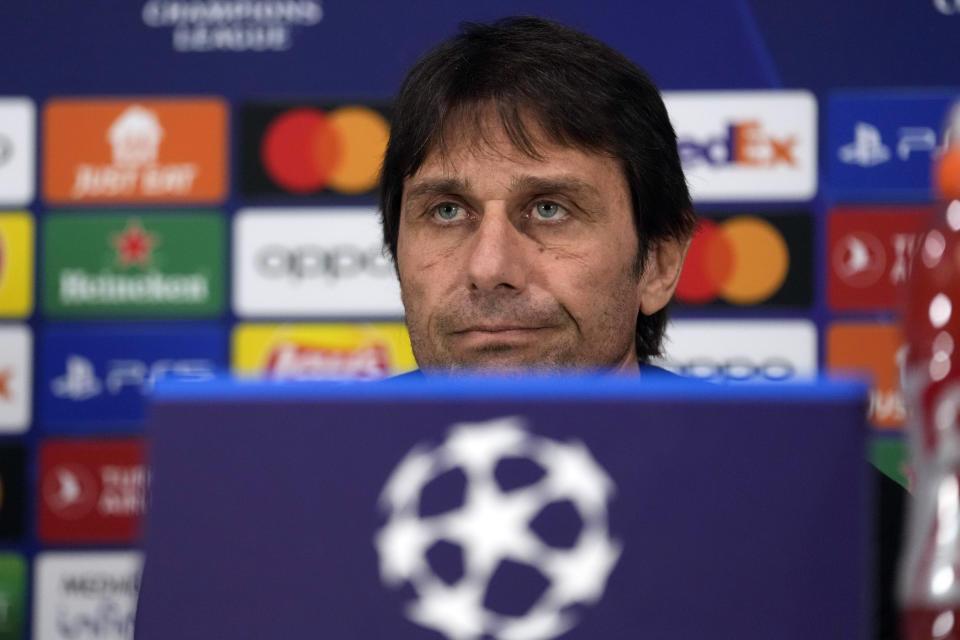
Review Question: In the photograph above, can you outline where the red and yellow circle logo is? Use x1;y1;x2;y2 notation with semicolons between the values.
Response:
677;216;790;305
260;106;390;195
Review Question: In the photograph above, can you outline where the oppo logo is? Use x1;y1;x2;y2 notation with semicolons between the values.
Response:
673;357;796;381
0;135;12;167
934;0;960;13
255;244;394;280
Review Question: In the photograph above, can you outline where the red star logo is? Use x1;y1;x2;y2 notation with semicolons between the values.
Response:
0;369;12;401
111;219;157;267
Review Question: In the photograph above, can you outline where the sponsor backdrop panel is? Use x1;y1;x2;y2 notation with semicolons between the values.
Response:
654;319;818;383
42;212;225;318
33;552;142;640
828;206;931;311
233;208;402;317
664;91;817;202
43;98;227;205
232;323;416;380
0;554;25;639
38;439;145;544
675;211;813;308
0;326;31;433
826;323;905;431
0;446;26;542
39;324;227;432
0;99;35;207
1;1;957;637
827;91;960;201
239;103;391;198
0;213;34;318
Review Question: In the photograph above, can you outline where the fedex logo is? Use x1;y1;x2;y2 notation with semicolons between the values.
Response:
678;121;796;167
663;91;816;201
40;324;226;432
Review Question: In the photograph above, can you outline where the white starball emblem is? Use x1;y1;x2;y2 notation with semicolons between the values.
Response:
375;416;622;640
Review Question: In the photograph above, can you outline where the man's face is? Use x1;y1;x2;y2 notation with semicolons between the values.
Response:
396;116;658;373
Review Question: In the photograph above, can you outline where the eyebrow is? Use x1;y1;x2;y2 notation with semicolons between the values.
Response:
509;175;602;201
404;174;602;202
404;178;471;202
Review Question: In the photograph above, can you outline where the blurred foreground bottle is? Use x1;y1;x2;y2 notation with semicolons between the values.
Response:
900;100;960;640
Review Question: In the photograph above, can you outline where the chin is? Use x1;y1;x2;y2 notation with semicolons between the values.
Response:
420;345;585;375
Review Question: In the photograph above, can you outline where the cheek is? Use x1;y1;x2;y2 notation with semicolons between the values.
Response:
539;241;640;323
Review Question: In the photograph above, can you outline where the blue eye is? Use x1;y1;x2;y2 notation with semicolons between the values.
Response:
534;201;566;220
434;203;463;221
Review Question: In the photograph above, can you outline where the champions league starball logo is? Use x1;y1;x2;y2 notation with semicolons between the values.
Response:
375;417;622;640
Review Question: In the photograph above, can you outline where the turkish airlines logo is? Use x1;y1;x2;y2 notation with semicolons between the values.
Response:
833;232;887;287
39;440;146;543
42;464;98;520
44;98;227;204
828;207;929;311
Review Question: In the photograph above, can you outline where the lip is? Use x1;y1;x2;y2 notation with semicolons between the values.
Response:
453;326;547;334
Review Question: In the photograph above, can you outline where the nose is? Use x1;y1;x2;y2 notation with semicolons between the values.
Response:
465;208;529;292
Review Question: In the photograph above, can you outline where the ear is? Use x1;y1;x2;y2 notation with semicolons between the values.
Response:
637;235;692;315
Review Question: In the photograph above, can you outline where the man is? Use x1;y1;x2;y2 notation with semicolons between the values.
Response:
379;16;695;374
379;16;902;639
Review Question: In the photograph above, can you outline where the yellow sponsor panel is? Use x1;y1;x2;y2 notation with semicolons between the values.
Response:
232;323;417;379
0;212;34;317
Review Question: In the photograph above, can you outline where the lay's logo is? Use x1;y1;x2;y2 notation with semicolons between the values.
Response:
232;323;416;380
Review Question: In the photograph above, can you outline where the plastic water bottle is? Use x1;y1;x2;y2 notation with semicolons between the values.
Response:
899;101;960;638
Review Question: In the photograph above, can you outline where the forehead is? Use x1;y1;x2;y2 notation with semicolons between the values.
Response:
407;106;623;185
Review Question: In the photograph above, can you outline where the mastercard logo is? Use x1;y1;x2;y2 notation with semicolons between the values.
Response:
259;106;390;195
676;216;792;305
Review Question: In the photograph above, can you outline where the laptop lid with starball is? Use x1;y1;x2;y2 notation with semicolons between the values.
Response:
135;376;870;640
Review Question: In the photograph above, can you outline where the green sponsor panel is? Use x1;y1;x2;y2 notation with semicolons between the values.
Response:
43;212;224;317
0;554;25;639
871;435;909;490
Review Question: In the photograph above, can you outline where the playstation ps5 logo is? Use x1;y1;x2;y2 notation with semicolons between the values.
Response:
375;416;622;640
50;355;214;401
839;121;939;167
838;123;890;167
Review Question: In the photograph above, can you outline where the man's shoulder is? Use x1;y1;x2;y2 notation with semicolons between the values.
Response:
387;365;685;380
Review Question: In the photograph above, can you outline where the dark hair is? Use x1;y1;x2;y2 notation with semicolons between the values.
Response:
379;16;696;363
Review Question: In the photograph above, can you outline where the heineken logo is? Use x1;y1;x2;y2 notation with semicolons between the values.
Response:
112;219;156;268
43;213;224;317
